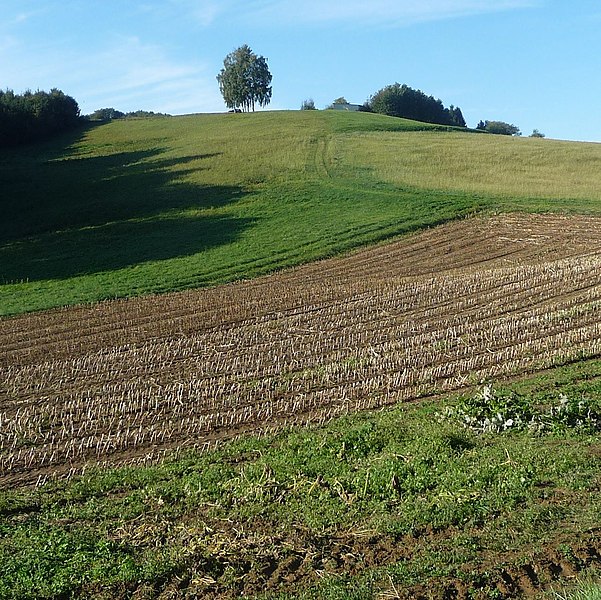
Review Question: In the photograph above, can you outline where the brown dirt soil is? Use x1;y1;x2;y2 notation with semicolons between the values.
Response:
85;518;601;599
2;213;601;488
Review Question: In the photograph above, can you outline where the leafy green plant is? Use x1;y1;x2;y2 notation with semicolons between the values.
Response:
442;385;601;435
439;384;536;433
543;393;601;433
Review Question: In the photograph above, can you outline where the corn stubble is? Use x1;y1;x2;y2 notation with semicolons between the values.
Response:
1;213;601;487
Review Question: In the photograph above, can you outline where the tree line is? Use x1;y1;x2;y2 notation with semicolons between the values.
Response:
85;108;171;121
366;83;466;127
2;49;536;147
0;88;81;147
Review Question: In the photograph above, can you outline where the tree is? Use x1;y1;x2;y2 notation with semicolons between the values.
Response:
530;129;545;138
480;120;521;136
367;83;466;127
448;105;466;127
0;88;80;147
217;45;272;112
88;108;125;121
300;98;316;110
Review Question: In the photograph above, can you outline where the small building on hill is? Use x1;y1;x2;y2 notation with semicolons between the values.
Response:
330;102;362;111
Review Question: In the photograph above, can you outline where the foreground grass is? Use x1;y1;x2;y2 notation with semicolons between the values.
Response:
1;359;600;599
549;578;601;600
2;110;601;315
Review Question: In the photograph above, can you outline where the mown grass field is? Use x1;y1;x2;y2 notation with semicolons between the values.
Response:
2;110;601;316
2;111;601;599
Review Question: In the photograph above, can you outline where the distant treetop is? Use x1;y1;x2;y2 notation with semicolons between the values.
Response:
366;83;466;127
301;98;316;110
477;120;521;136
85;108;170;121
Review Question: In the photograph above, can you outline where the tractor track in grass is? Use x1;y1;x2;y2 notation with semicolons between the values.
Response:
81;518;601;599
2;213;601;488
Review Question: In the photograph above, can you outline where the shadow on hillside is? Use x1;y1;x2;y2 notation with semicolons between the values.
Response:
0;124;256;282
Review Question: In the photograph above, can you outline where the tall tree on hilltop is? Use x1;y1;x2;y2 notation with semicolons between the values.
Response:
217;45;272;112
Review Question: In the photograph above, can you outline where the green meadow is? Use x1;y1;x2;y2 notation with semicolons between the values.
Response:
2;110;601;315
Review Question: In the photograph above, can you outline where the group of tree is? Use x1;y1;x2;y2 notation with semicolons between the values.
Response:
366;83;466;127
85;108;170;121
300;98;317;110
214;46;541;137
0;88;80;147
217;44;272;112
476;120;521;136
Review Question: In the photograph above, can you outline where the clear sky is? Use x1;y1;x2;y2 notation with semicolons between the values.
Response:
1;1;600;142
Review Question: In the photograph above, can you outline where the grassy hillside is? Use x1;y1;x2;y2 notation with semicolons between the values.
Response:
1;110;601;315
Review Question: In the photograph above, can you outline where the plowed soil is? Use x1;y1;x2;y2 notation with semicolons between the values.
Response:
2;213;601;489
114;524;601;599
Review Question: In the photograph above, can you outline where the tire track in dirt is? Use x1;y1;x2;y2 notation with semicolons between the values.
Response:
96;523;601;599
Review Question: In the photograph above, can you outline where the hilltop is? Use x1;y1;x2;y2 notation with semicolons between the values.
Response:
2;109;601;316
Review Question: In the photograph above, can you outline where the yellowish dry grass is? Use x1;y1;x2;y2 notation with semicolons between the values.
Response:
337;130;601;200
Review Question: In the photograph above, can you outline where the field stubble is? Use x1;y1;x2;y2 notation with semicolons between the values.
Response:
1;213;601;487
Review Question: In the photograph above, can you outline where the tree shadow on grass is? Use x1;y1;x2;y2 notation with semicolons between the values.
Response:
0;209;254;283
0;123;256;282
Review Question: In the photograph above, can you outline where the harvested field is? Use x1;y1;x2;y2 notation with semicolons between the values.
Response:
2;213;601;488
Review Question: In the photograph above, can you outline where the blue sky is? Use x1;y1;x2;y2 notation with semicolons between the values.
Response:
1;1;600;141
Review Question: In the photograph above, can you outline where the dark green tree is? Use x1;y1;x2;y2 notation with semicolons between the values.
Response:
448;105;466;127
481;120;521;136
367;83;465;127
0;88;80;147
217;45;272;112
88;108;125;121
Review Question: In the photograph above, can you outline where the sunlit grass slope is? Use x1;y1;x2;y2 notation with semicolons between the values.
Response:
339;130;601;207
1;110;600;315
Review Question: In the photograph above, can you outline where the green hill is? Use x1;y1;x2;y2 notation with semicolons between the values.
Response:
1;110;601;316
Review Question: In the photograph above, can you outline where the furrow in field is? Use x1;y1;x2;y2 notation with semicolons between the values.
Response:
1;213;601;486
